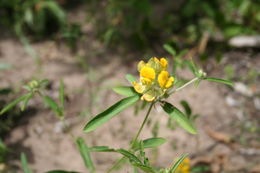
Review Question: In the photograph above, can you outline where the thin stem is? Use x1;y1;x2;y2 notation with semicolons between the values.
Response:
106;102;155;173
169;77;199;95
131;102;154;147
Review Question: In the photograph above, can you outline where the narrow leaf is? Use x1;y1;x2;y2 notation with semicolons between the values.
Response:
163;44;176;56
21;93;33;111
89;146;115;152
125;74;136;83
143;137;167;149
116;149;142;164
76;138;95;172
0;94;30;115
42;96;63;117
59;79;65;107
132;163;157;173
84;95;139;132
170;154;188;172
46;171;80;173
21;153;32;173
205;77;233;86
113;86;137;97
162;102;197;134
180;100;192;116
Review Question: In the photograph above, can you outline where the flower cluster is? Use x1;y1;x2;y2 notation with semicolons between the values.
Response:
132;57;174;102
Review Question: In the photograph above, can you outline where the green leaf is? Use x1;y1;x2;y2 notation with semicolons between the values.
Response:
116;149;142;164
125;74;136;83
46;171;80;173
21;153;33;173
113;86;137;97
84;95;139;132
162;102;197;134
59;79;65;107
89;146;115;152
163;44;176;56
204;77;233;86
170;154;188;172
21;93;34;111
76;138;95;172
42;96;63;118
180;100;192;116
39;79;50;89
132;163;157;173
41;1;66;25
0;94;30;115
143;137;167;149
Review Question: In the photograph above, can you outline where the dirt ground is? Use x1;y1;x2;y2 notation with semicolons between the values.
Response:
1;6;260;173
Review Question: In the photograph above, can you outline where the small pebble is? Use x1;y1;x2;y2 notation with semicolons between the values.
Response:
234;82;253;97
226;95;239;107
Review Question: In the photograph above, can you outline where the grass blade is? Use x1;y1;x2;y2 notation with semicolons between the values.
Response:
21;153;32;173
76;138;95;173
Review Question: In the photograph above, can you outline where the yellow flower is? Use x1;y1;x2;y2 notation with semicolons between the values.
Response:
132;57;174;102
140;66;156;81
158;71;174;88
160;58;168;70
176;158;190;173
141;78;152;85
132;82;145;94
141;90;156;102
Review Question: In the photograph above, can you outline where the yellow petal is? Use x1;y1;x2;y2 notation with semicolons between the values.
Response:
137;60;146;72
140;66;155;80
165;76;174;88
160;58;168;70
141;92;155;102
132;82;144;93
158;71;169;88
153;57;160;63
141;78;152;85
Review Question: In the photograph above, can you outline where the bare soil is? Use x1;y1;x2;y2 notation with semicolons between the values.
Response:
0;6;259;173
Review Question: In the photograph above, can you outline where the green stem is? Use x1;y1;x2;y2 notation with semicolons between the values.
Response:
106;102;154;173
131;102;154;147
169;77;199;94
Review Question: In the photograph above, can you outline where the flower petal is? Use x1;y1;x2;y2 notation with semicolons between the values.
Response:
141;91;156;102
165;76;174;88
132;82;144;93
140;66;156;80
160;58;168;70
158;71;169;88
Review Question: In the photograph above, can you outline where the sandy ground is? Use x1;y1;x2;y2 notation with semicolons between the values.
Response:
0;6;260;173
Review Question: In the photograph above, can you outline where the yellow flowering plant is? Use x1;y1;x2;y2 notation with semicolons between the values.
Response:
82;57;233;173
0;57;233;173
